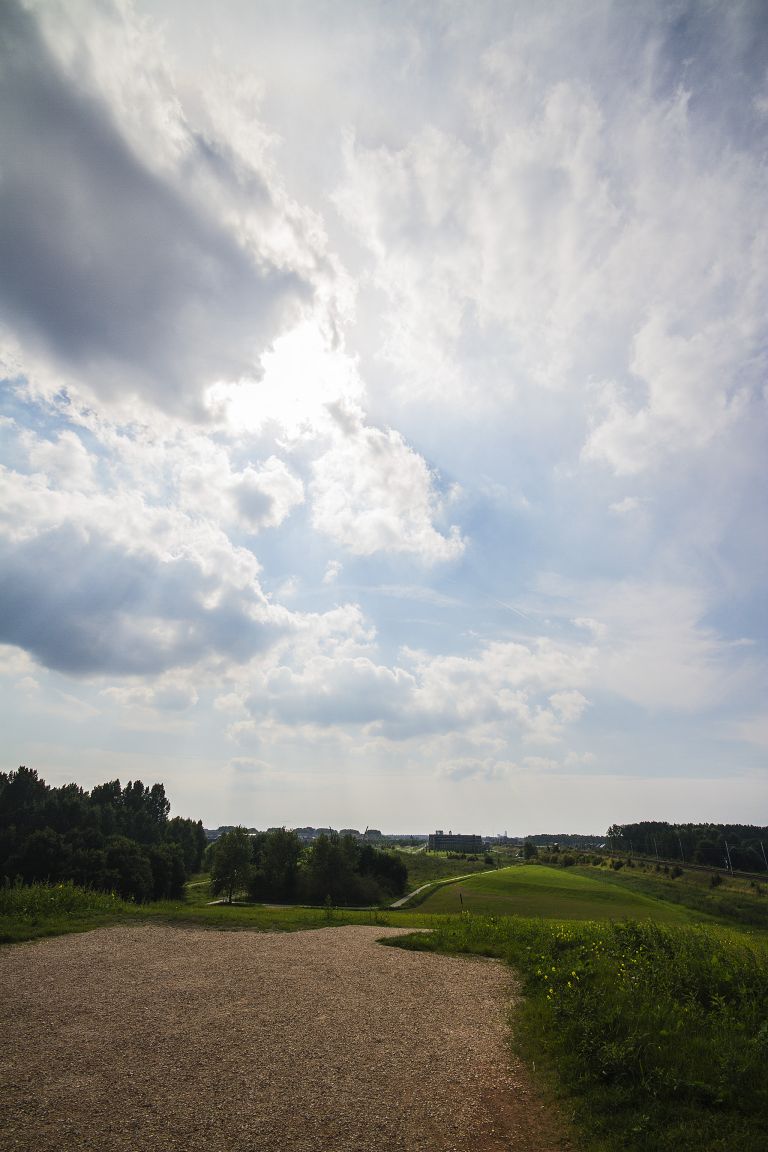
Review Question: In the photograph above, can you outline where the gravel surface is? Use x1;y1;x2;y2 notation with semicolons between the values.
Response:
1;924;573;1151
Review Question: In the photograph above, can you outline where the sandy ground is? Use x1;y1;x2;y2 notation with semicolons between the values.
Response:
0;923;574;1151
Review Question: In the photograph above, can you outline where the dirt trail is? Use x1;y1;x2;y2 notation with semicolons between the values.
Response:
0;924;574;1151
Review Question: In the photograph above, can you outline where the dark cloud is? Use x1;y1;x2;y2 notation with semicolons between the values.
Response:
0;2;311;414
0;524;282;675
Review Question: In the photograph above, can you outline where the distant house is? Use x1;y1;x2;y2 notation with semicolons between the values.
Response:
428;830;483;853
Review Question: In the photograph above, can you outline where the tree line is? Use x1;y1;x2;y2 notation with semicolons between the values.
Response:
607;820;768;872
209;826;408;905
0;766;206;901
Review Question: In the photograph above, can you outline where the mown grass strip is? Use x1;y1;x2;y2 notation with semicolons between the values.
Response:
415;864;698;922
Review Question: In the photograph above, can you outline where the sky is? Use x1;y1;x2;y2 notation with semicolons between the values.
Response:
1;0;766;834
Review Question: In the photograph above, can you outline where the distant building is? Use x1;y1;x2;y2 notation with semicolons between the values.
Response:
428;830;483;853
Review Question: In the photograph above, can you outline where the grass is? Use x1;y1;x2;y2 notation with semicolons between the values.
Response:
413;864;698;922
388;915;768;1152
0;879;437;942
0;881;126;943
569;861;768;930
392;849;494;890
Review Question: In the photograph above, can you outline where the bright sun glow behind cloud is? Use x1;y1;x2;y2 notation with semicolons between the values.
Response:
209;320;364;438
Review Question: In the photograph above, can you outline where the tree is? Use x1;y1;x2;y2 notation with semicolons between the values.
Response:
209;827;253;904
166;816;207;873
522;840;538;860
103;836;154;902
249;828;302;901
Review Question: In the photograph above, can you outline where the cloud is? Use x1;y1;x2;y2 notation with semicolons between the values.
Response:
0;522;287;676
234;458;305;531
323;560;342;585
101;675;199;714
229;627;594;748
728;712;768;751
438;758;513;783
229;757;271;775
0;0;331;417
549;690;589;723
0;420;311;678
609;496;643;515
333;16;768;483
311;408;464;562
557;579;761;715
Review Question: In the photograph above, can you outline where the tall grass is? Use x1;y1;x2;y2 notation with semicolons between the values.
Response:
0;881;126;942
390;915;768;1152
572;862;768;928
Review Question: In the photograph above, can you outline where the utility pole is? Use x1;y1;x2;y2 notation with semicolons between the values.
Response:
724;840;734;875
760;840;768;872
652;835;660;862
676;832;685;863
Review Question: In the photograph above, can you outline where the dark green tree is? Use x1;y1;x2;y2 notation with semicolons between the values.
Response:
103;836;154;902
249;828;302;901
209;827;253;903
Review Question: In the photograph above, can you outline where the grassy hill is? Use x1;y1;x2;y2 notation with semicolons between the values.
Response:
412;863;698;922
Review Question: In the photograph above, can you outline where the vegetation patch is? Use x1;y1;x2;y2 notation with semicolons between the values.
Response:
392;848;494;890
389;915;768;1152
0;881;127;943
0;879;436;943
567;861;768;930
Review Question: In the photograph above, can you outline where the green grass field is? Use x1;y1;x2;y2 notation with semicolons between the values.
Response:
413;864;699;922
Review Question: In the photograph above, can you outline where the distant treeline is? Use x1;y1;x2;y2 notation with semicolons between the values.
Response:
208;826;408;906
608;821;768;872
519;833;603;847
0;766;206;901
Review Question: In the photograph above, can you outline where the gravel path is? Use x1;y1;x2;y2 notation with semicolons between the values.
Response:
1;924;573;1152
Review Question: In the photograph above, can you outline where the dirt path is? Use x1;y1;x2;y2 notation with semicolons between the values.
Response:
0;924;573;1152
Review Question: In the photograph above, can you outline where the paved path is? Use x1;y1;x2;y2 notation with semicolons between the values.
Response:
390;867;499;908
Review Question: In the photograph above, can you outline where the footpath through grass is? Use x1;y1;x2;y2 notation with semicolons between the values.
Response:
389;915;768;1152
414;864;697;922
